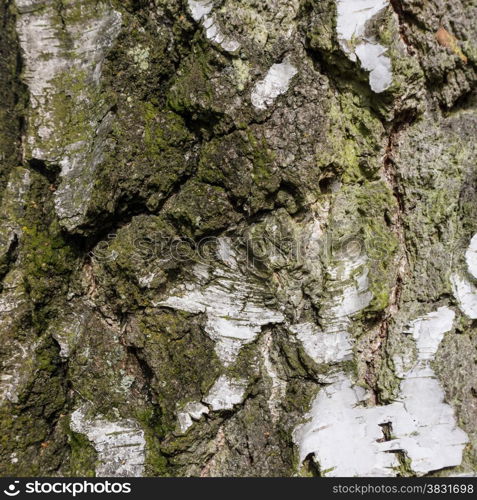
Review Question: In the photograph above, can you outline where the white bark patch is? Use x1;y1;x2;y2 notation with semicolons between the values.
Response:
331;268;373;318
188;0;214;21
294;307;468;476
138;272;157;289
451;235;477;318
290;322;352;364
288;253;371;371
393;366;468;474
187;0;240;52
465;234;477;279
336;0;388;42
203;375;248;411
451;273;477;319
176;374;247;432
335;0;392;93
321;254;373;336
15;1;122;231
158;280;284;364
251;61;298;110
157;238;284;365
354;43;393;93
177;402;210;433
405;306;455;360
70;406;145;477
294;373;400;477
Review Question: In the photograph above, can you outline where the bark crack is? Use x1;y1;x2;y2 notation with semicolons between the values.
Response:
365;109;417;402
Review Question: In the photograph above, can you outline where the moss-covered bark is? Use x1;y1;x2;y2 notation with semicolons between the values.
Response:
1;0;476;477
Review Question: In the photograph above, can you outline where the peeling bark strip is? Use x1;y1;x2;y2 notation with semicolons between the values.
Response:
336;0;393;92
0;0;477;478
70;405;146;477
294;308;468;477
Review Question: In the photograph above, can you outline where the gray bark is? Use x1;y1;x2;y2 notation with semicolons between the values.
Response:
0;0;476;477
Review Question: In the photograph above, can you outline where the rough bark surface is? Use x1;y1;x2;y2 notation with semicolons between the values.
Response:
0;0;476;477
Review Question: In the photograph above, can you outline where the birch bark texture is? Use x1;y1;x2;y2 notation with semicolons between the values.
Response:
0;0;476;477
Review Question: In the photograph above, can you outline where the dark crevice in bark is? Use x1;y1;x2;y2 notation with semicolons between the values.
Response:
303;453;321;476
62;162;199;255
388;0;439;36
125;345;156;400
18;337;71;472
303;45;391;118
0;232;19;288
382;108;417;236
27;158;62;185
443;88;477;115
53;0;68;32
394;450;414;477
378;421;393;442
389;0;423;55
179;108;236;142
365;109;418;403
379;422;413;475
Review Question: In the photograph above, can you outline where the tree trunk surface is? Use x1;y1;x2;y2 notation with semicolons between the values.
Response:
0;0;476;477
